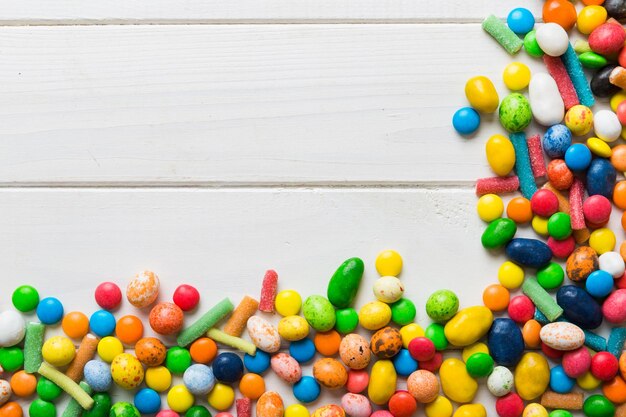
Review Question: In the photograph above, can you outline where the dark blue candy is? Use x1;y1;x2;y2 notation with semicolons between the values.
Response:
543;124;572;158
557;285;602;329
487;318;524;366
212;352;244;383
586;158;616;199
505;238;552;268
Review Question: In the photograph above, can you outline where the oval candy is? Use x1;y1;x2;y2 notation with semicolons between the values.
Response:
486;135;516;176
327;258;364;309
514;352;550;401
444;306;493;347
271;353;302;384
368;360;396;405
440;358;478;404
488;318;524;366
465;76;499;113
529;73;565;126
499;93;532;133
557;285;603;329
482;218;517;249
247;316;281;353
540;322;585;351
256;392;284;417
303;296;336;332
506;238;552;269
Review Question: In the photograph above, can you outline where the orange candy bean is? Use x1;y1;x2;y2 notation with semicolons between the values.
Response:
543;0;578;30
315;330;342;356
615;181;626;210
612;145;626;172
0;402;23;417
115;315;144;345
522;319;542;348
239;373;266;400
582;0;605;5
62;312;90;340
507;197;533;224
604;375;626;403
10;371;36;397
482;284;510;312
622;212;626;232
190;337;218;364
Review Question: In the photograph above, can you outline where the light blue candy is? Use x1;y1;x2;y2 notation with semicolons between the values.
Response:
562;44;595;108
244;350;271;373
84;360;112;392
89;310;116;337
453;107;480;135
293;376;321;403
289;338;316;363
586;270;614;298
392;349;418;376
183;364;215;395
134;388;161;414
543;124;572;158
608;328;626;359
510;132;537;199
507;8;535;35
36;297;64;325
550;365;575;393
564;144;592;171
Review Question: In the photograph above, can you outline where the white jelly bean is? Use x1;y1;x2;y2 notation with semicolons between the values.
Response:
536;23;569;57
594;110;621;143
373;276;404;304
599;251;625;278
529;73;564;126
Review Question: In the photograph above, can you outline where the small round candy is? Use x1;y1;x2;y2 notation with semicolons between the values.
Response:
0;402;23;417
314;330;341;356
551;365;576;393
149;302;184;335
612;144;626;171
190;337;218;364
488;366;514;397
466;352;494;378
373;276;404;303
482;284;509;312
532;215;549;236
587;137;612;158
95;282;122;310
543;124;572;158
36;377;62;402
498;261;524;289
477;194;504;222
578;371;602;390
12;285;39;312
425;289;459;322
506;197;533;224
239;373;265;400
590;228;616;255
418;351;443;373
166;347;192;374
586;270;614;297
392;349;418;376
565;143;592;171
565;105;594;136
425;323;448;350
173;284;200;312
388;391;418;417
42;336;76;367
90;310;116;337
595;109;622;142
157;411;179;417
84;359;113;392
135;337;166;367
391;298;416;326
29;399;55;417
507;295;535;324
524;30;544;58
289;338;316;364
213;352;244;383
507;8;535;35
592;352;619;381
618;101;626;125
145;366;172;392
10;371;36;397
126;270;160;308
293;376;321;403
496;393;524;417
115;315;143;345
134;388;161;414
503;62;531;92
0;313;25;349
36;297;64;325
400;323;425;348
537;262;565;290
583;395;616;417
547;160;573;190
424;395;453;417
375;249;403;276
335;308;359;333
0;347;24;372
207;383;235;411
548;236;576;259
530;189;559;217
453;107;480;135
275;290;302;316
244;349;271;372
599;251;625;277
167;385;194;413
61;311;90;340
578;5;607;34
583;195;612;224
110;402;140;417
183;364;215;395
522;320;542;349
111;353;145;390
547;212;572;240
97;336;124;363
286;404;309;417
186;406;211;417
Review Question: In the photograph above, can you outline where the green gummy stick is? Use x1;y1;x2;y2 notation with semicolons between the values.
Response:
482;15;523;55
522;278;563;322
61;381;93;417
177;298;234;346
24;322;45;373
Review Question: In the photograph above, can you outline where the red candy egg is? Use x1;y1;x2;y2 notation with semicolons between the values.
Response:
94;282;122;310
346;370;369;393
407;337;435;361
371;411;394;417
589;23;626;55
591;352;619;381
507;295;535;324
583;195;612;224
562;347;592;378
530;189;559;217
173;284;200;311
548;236;576;258
149;302;184;335
388;391;417;417
495;392;524;417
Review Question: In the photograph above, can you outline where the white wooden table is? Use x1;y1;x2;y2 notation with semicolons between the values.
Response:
1;2;599;415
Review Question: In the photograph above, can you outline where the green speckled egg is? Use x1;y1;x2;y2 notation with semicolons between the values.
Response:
303;295;336;332
425;290;459;323
109;402;140;417
499;93;532;133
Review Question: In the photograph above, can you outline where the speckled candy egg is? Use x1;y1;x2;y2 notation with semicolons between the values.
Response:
425;289;459;322
499;93;532;133
257;391;284;417
84;360;112;392
110;402;141;417
488;366;514;397
370;327;403;359
127;270;160;308
183;364;215;395
341;393;371;417
271;353;302;384
539;322;585;351
111;353;145;390
302;296;336;332
313;358;348;389
247;316;281;353
277;315;310;342
373;276;404;304
134;337;167;367
149;302;184;335
0;380;11;406
339;334;371;370
312;405;346;417
566;246;599;282
407;370;439;403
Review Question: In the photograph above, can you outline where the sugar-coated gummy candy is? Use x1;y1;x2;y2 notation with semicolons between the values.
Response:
542;55;579;110
12;285;39;312
259;270;278;313
224;296;259;338
482;15;523;55
134;388;161;414
177;297;234;347
563;44;595;107
452;107;480;135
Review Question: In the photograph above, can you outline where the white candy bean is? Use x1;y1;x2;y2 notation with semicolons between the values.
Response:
529;73;564;126
0;311;25;347
599;251;625;278
594;110;621;142
487;366;514;397
247;316;281;353
536;23;569;57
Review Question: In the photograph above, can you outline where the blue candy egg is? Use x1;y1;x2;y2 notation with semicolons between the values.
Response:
289;338;316;363
550;365;575;393
543;124;572;158
505;238;552;269
183;364;215;395
507;7;535;35
586;270;614;298
244;350;271;373
293;375;321;403
213;352;244;383
89;310;116;337
36;297;64;325
392;349;418;376
487;318;524;366
587;158;616;199
564;143;592;171
557;285;603;329
134;388;161;414
453;107;480;135
83;360;112;392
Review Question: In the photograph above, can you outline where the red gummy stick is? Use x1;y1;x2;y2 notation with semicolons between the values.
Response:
543;55;579;110
527;134;547;178
476;176;520;196
569;178;586;230
236;398;252;417
259;269;278;312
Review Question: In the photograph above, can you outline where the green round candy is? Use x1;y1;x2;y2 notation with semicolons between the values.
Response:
425;323;448;350
186;405;212;417
537;262;565;290
425;289;459;323
302;295;336;332
335;308;359;333
165;346;192;374
579;51;607;69
84;393;112;417
0;347;24;372
109;402;140;417
523;30;544;58
499;93;532;133
465;352;494;378
391;298;416;326
12;285;40;312
37;377;63;401
549;411;573;417
583;394;615;417
29;399;56;417
548;212;572;240
481;218;517;249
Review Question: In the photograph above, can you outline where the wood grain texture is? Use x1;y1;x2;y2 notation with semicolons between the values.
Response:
0;24;550;186
0;1;540;24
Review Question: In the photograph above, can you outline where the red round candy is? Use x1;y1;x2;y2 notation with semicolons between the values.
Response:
548;236;576;258
388;390;417;417
530;189;559;217
407;337;435;361
620;46;626;69
547;159;574;190
618;101;626;126
149;302;184;335
591;351;619;381
507;295;535;324
562;347;591;378
94;282;122;310
616;271;626;289
418;351;443;373
496;393;524;417
215;414;234;417
589;23;626;55
583;195;612;224
156;412;180;417
173;284;200;311
371;412;394;417
541;342;565;360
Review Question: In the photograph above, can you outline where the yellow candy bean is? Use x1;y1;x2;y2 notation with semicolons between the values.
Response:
498;261;525;289
486;134;516;176
208;383;235;410
587;137;612;158
400;323;424;348
577;5;607;35
523;403;549;417
503;62;531;91
277;315;310;341
424;396;453;417
590;228;616;254
275;290;302;316
453;404;486;417
286;404;310;417
375;249;403;277
97;336;124;363
476;194;504;222
368;360;396;405
514;352;550;400
145;366;172;392
440;358;478;403
532;216;549;236
444;306;493;347
167;385;194;413
465;76;499;113
461;342;489;363
359;301;391;331
578;371;602;390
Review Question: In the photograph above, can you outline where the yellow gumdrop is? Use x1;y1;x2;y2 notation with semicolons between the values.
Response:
453;404;486;417
498;261;525;289
208;383;235;410
612;91;626;111
486;135;516;176
275;290;302;316
286;404;310;417
167;385;194;413
368;360;397;405
477;194;504;222
461;342;489;363
400;323;425;348
375;249;403;277
514;352;550;400
503;62;531;91
564;105;593;136
590;228;616;254
424;396;453;417
440;358;478;403
577;5;607;35
277;315;310;341
532;216;549;236
523;403;549;417
444;306;493;347
587;137;612;158
145;366;172;392
359;301;391;331
578;371;602;390
42;336;76;367
97;336;124;363
465;76;499;113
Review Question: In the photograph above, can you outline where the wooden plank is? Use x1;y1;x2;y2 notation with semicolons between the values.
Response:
0;24;546;185
0;1;541;25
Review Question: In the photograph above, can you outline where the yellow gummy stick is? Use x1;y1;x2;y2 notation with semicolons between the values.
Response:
207;328;256;356
38;362;94;410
